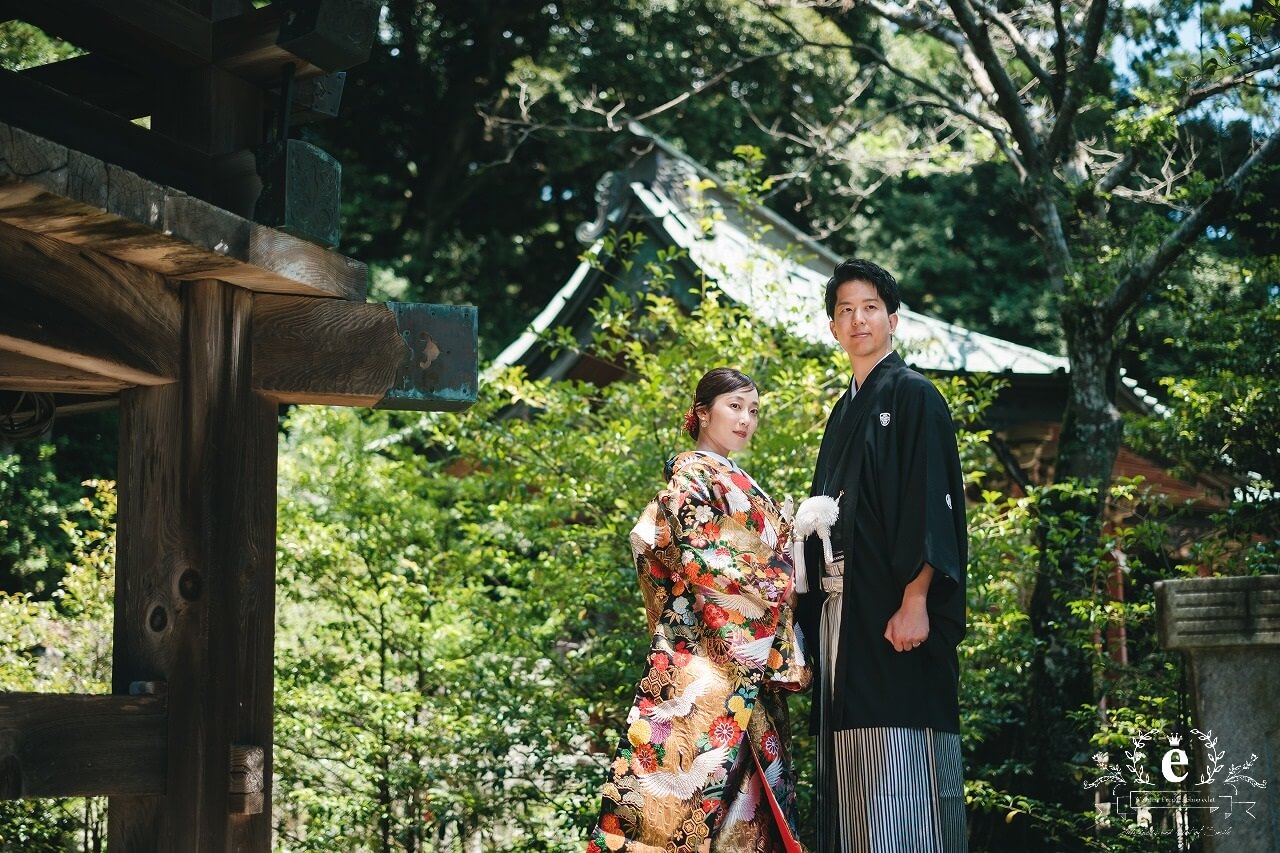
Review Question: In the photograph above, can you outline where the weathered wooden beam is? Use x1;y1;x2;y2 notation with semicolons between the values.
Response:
252;296;478;411
0;67;263;217
151;63;266;159
10;1;367;85
212;5;326;82
10;0;212;71
20;54;154;119
111;280;278;849
0;220;180;387
0;67;211;199
0;692;166;799
0;351;131;394
0;122;367;300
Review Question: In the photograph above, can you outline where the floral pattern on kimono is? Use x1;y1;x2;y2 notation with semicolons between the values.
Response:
589;451;810;853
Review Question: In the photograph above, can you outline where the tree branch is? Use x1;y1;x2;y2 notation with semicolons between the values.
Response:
1177;50;1280;115
1043;0;1111;164
478;47;792;139
851;42;1027;176
1051;0;1069;93
851;0;1005;113
971;0;1056;93
944;0;1045;168
1102;124;1280;327
1097;149;1138;194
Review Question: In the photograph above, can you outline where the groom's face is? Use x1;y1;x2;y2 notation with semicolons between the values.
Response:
829;279;897;361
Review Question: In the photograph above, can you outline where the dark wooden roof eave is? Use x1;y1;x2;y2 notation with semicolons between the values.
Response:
0;121;479;414
0;121;366;299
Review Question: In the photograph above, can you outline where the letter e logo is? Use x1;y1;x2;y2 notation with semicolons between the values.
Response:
1162;748;1189;783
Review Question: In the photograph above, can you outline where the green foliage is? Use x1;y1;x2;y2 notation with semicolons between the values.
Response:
0;443;75;593
1125;266;1280;577
956;472;1193;849
271;245;848;846
0;21;82;71
1132;293;1280;489
1;413;117;594
0;480;115;851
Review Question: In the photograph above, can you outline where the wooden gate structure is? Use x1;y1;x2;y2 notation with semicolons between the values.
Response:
0;1;478;848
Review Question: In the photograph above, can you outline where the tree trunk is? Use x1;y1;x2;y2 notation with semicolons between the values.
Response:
1024;301;1124;827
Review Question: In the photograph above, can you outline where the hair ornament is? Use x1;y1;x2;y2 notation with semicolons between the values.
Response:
682;406;699;437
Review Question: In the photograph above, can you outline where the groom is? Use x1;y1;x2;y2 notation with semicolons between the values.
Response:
797;258;968;852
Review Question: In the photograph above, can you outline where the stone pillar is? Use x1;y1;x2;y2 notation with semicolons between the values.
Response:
1156;575;1280;853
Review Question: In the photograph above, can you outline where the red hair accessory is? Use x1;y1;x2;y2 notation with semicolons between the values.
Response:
682;406;699;437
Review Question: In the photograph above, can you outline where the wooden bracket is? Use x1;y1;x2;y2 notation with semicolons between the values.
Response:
252;296;478;411
229;745;265;815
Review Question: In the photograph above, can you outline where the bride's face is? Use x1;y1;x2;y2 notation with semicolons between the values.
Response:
697;387;759;457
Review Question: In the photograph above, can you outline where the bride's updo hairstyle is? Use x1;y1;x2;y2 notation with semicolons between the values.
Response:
682;368;758;440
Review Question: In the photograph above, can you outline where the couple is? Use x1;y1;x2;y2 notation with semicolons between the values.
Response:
588;259;968;853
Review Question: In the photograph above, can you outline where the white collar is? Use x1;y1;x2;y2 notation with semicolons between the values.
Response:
694;449;737;470
693;450;770;498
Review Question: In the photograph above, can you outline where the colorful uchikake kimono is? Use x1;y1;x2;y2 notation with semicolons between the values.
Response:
589;450;811;853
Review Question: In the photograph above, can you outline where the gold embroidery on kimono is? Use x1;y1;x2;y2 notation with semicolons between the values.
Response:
589;451;811;853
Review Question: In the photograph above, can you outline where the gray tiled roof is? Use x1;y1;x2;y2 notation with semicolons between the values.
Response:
495;122;1163;412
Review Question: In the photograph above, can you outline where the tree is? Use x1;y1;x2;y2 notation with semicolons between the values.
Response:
779;0;1280;822
1;254;1191;849
0;480;115;851
315;1;880;353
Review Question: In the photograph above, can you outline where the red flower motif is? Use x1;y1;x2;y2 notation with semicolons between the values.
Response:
633;743;659;773
702;522;721;539
650;652;669;672
673;642;692;666
600;813;621;835
754;622;775;639
762;730;781;762
708;715;742;747
702;603;729;629
638;697;655;715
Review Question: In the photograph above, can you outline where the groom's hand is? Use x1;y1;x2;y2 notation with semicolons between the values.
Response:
884;599;929;652
884;563;933;652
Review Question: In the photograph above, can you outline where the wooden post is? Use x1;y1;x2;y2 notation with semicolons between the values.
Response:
111;279;277;850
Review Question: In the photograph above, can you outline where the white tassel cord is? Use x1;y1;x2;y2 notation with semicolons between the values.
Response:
791;495;840;594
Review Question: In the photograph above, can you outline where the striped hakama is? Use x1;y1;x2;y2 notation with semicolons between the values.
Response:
816;562;967;852
829;727;967;853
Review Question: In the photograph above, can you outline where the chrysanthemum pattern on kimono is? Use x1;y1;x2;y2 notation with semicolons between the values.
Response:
588;451;810;853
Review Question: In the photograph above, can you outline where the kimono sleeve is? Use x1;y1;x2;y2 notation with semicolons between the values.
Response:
889;378;967;596
659;465;793;615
